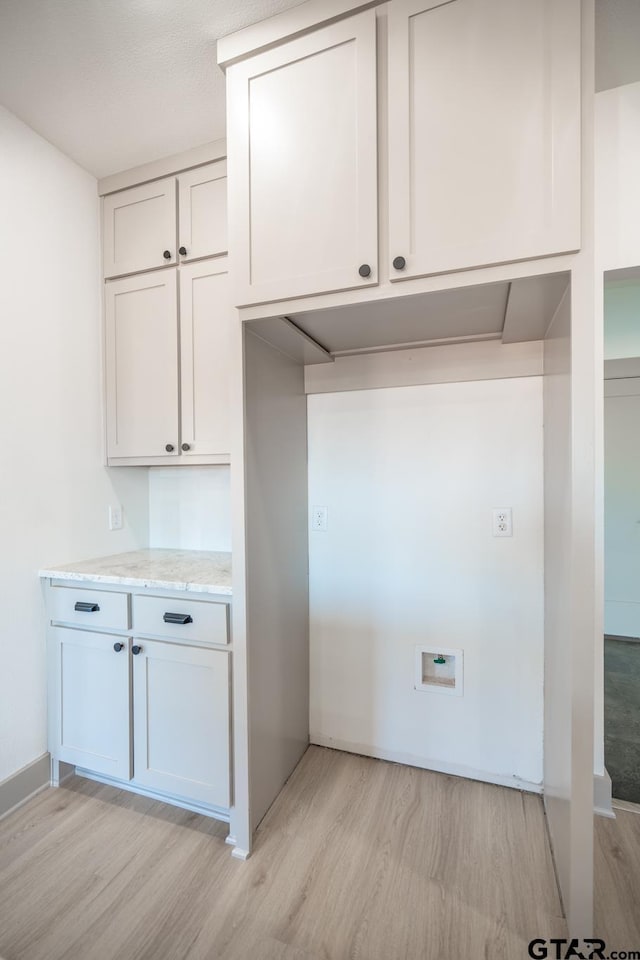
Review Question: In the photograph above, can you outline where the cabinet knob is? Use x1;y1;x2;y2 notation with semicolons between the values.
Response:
132;645;142;655
181;442;191;451
163;250;172;260
113;642;124;652
165;443;175;452
392;256;406;270
358;264;372;278
178;246;187;256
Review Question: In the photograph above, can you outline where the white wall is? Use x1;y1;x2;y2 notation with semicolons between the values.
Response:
148;466;231;550
604;380;640;637
596;81;640;272
0;106;148;784
308;376;544;788
603;280;640;360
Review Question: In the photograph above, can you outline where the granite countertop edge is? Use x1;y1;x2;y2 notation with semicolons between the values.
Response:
38;549;233;597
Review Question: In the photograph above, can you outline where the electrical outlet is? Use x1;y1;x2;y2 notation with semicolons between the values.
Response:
492;508;512;537
311;505;328;532
109;504;123;531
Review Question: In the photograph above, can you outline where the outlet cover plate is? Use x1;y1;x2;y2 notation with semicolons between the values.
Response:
492;508;512;537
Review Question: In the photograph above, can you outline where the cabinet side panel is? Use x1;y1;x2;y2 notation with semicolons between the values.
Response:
244;331;310;830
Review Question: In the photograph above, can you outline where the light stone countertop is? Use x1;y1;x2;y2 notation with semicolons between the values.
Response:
39;548;232;596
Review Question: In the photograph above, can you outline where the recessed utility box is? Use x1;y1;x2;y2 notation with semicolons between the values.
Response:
415;646;463;697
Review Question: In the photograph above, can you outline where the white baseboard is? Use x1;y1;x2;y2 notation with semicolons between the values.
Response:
310;734;542;794
594;770;615;818
231;847;250;860
0;753;51;821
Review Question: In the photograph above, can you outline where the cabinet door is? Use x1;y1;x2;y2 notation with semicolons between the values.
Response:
227;9;378;307
179;259;231;460
387;0;581;281
132;640;230;808
105;270;179;460
49;627;131;779
178;161;227;262
103;178;177;278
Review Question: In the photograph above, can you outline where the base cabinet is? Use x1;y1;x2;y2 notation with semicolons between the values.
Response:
49;627;131;780
132;639;230;808
47;584;232;817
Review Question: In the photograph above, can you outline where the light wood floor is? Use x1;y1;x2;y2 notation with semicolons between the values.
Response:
0;746;566;960
594;803;640;949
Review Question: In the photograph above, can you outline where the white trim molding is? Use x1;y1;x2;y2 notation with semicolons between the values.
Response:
594;770;615;819
0;754;50;821
310;735;543;794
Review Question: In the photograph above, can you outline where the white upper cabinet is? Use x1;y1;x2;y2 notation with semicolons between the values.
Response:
387;0;581;281
105;270;179;460
178;161;228;262
103;177;177;278
105;262;231;465
226;9;378;307
179;258;231;459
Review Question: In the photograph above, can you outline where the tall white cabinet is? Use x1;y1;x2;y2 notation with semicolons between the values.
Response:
100;152;231;466
216;0;596;937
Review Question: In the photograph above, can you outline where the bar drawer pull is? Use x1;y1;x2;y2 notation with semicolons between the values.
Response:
163;612;193;625
74;601;100;612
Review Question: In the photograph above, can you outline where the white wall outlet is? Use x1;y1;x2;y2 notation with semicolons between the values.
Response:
311;505;328;532
492;507;512;537
109;504;123;531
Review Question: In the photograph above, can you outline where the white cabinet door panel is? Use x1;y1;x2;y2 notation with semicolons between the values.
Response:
50;627;131;779
105;270;179;460
228;9;378;306
133;640;230;808
103;178;177;278
179;259;231;459
387;0;581;281
178;161;227;262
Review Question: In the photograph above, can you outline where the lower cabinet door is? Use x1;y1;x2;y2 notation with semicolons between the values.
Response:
50;627;131;779
132;640;230;808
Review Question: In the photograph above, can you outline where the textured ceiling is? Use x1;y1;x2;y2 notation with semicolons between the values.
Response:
0;0;637;179
0;0;305;179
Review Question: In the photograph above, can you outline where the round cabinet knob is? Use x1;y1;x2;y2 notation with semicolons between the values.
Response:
358;264;372;278
113;642;124;653
163;250;172;260
165;443;175;452
132;645;142;656
181;442;191;451
392;256;406;270
178;246;187;256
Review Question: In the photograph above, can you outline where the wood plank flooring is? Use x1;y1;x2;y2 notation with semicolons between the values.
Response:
0;746;566;960
594;804;640;950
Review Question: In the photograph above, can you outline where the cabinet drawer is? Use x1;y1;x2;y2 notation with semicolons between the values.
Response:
132;595;229;645
49;586;129;630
